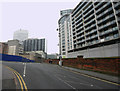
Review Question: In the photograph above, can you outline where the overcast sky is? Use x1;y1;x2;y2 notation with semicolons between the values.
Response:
0;1;79;54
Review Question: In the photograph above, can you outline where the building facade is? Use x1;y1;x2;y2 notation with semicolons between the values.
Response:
47;53;59;59
13;29;28;44
7;40;23;55
67;1;120;58
0;42;8;54
58;9;73;58
58;1;120;58
23;38;46;53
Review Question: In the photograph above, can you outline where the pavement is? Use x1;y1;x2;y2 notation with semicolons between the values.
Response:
2;64;17;90
62;66;119;84
2;61;120;90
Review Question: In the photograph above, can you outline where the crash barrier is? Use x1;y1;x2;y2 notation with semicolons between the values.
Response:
0;53;35;62
45;56;120;75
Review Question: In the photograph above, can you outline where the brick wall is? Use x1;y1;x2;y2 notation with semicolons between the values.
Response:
45;57;120;75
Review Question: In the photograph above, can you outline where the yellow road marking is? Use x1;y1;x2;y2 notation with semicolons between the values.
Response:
17;72;28;91
13;71;24;91
61;67;120;86
5;66;28;91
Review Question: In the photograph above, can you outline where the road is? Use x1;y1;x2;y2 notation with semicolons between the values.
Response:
2;61;120;90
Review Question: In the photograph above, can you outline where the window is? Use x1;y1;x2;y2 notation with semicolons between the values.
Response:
105;36;110;40
62;52;66;55
113;33;119;38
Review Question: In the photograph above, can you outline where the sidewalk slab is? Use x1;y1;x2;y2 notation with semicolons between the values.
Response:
2;65;16;89
62;66;119;83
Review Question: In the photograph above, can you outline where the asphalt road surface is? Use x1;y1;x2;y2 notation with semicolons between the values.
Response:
2;61;120;91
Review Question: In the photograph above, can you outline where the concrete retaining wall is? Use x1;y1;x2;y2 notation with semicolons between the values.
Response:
68;43;119;58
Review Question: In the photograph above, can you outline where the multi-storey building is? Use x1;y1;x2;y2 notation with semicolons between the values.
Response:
13;29;28;44
58;1;120;58
58;9;73;58
0;42;8;54
67;1;120;58
7;40;23;55
23;38;46;53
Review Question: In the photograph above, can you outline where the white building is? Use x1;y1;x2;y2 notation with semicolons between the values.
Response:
13;29;28;44
58;9;73;58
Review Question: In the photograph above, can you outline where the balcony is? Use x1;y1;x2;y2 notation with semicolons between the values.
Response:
97;14;114;25
95;2;104;10
84;7;94;17
72;2;86;16
84;14;95;24
76;22;83;28
84;8;94;20
76;30;84;36
77;39;85;44
113;33;119;38
86;29;97;37
116;10;120;15
83;3;93;15
118;17;120;22
114;2;120;8
96;2;111;15
112;27;118;32
97;7;113;20
98;20;116;31
77;35;84;40
85;24;96;32
91;35;98;39
86;35;98;41
75;14;82;22
99;27;118;36
84;18;95;27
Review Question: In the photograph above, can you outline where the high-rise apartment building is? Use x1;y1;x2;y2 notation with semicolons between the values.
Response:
58;9;73;58
58;1;120;58
68;1;120;58
23;38;46;53
13;29;28;44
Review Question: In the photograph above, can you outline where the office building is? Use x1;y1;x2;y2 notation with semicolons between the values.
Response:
23;38;46;53
58;9;73;58
13;29;28;44
68;1;120;58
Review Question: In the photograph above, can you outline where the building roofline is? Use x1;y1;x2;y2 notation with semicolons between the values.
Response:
58;14;70;24
71;2;81;14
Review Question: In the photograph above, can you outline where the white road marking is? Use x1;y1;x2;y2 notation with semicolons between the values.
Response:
91;85;93;87
65;80;94;87
55;75;76;89
23;63;26;77
55;74;94;87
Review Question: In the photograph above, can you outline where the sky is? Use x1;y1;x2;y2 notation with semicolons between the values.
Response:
0;0;79;54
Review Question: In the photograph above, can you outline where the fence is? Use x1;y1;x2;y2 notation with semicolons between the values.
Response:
0;53;35;62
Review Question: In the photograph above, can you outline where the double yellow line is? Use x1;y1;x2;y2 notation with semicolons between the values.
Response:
6;66;28;91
